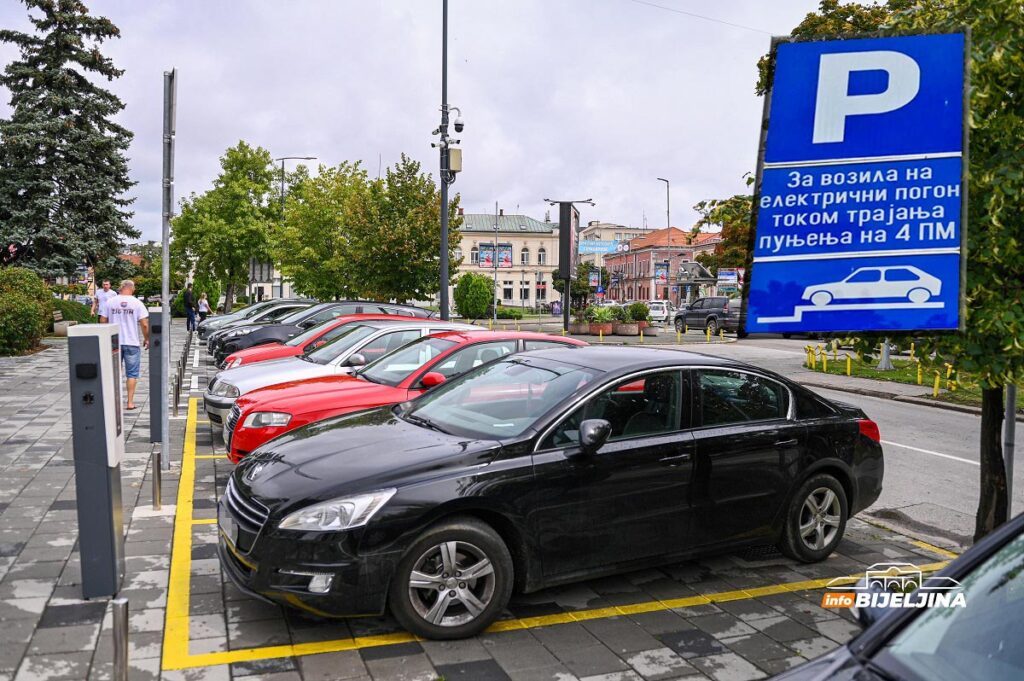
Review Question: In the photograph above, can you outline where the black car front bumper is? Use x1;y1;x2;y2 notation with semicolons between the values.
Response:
216;500;401;618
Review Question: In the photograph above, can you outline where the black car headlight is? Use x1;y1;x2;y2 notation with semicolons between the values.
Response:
278;489;396;532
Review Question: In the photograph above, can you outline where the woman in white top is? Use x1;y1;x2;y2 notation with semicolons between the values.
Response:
198;293;211;322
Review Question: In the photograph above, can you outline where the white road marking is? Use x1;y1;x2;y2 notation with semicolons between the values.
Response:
881;439;978;466
192;350;199;368
190;375;198;392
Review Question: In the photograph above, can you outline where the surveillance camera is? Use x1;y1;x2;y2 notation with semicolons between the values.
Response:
453;117;464;133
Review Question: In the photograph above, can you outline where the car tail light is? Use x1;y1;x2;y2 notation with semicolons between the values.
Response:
858;419;880;443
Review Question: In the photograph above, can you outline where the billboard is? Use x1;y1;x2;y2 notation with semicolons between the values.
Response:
558;203;580;279
578;240;618;255
746;33;966;334
654;264;669;285
588;271;600;287
478;243;512;269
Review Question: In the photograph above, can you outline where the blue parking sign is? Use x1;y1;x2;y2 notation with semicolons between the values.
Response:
746;33;967;334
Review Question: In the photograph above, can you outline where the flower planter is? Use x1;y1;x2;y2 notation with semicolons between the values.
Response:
643;324;660;336
569;322;590;335
614;322;639;336
590;322;614;336
637;320;649;331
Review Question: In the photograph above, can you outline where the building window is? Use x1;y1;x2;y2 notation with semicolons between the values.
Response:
537;248;547;265
536;283;547;301
502;280;513;301
470;247;479;264
615;232;622;240
520;282;530;300
454;247;463;262
520;248;530;265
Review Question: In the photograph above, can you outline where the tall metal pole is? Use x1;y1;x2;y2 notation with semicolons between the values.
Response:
438;0;451;320
493;202;498;325
270;156;315;300
657;177;670;302
160;69;176;471
1006;384;1017;515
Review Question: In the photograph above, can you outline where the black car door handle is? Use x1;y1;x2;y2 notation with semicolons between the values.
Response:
659;452;691;466
774;438;798;447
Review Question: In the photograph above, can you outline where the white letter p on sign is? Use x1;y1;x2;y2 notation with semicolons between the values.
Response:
812;51;920;144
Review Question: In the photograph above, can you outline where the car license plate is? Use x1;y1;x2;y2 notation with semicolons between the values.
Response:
218;503;238;546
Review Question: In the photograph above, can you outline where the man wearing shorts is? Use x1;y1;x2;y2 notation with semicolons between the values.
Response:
99;280;150;410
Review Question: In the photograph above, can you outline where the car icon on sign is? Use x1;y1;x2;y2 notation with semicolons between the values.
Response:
802;266;941;306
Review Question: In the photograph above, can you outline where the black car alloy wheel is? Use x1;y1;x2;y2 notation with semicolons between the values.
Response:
778;473;848;562
706;318;719;336
389;517;513;639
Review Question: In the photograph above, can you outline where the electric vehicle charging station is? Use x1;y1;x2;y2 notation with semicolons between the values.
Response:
68;324;126;598
149;307;163;443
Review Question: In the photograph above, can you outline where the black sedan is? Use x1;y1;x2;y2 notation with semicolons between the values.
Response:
773;511;1024;680
219;346;883;639
213;301;434;366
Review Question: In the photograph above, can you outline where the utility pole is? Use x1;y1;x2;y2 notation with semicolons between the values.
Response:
657;177;670;302
433;0;464;320
1006;385;1017;515
271;156;316;300
160;69;176;471
493;202;499;325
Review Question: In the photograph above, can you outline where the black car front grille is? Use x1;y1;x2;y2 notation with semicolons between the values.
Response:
224;476;269;535
226;404;241;448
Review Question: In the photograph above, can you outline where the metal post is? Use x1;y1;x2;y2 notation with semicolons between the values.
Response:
1006;384;1017;515
493;202;499;325
438;0;451;320
877;337;894;371
112;598;129;681
161;69;176;471
151;450;162;510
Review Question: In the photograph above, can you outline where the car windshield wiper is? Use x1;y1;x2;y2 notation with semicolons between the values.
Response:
404;412;449;434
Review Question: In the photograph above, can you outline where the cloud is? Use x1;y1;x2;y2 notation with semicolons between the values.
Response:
0;0;815;242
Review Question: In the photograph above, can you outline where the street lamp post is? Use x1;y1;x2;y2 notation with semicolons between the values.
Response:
272;156;316;300
433;0;465;321
656;177;670;302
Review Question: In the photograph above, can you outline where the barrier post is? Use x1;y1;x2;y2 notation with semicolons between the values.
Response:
933;371;941;397
822;352;828;373
599;328;603;343
112;598;129;681
705;327;711;343
639;329;644;344
917;360;923;385
676;330;681;344
151;450;161;510
846;355;852;377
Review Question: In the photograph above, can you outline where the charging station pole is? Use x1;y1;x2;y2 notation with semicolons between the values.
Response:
68;325;126;598
148;307;163;444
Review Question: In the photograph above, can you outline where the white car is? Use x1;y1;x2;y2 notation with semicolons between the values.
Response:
802;266;941;307
646;300;676;323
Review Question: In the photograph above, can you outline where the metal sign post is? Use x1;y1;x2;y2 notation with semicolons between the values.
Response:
548;199;592;332
68;325;126;598
161;69;176;470
1006;385;1017;515
746;33;968;335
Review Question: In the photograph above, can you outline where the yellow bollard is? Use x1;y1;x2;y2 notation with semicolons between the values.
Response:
706;327;711;343
561;328;566;337
917;360;923;385
809;349;817;371
599;328;603;343
640;329;645;344
933;371;941;397
676;330;681;344
719;328;724;340
822;352;828;373
846;355;852;377
945;363;953;379
488;318;493;330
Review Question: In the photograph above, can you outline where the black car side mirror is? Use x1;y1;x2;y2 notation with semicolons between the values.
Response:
579;419;612;454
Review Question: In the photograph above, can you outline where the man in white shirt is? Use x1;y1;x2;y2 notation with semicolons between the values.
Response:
91;279;117;316
99;280;150;410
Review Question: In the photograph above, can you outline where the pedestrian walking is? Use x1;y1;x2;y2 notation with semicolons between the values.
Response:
98;280;150;411
91;279;117;316
197;292;211;322
183;282;197;332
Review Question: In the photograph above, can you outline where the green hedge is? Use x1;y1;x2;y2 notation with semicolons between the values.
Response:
0;268;51;355
495;306;524;320
50;299;96;331
0;267;51;308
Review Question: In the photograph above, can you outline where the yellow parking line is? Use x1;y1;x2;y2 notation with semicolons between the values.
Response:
910;538;960;560
161;395;950;671
194;454;227;460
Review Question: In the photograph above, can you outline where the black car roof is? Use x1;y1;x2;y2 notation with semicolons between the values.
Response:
515;345;747;373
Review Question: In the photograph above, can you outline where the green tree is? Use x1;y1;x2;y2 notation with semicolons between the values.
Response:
453;273;493;320
172;141;277;313
345;155;462;303
272;162;368;300
552;262;608;309
0;0;137;277
693;193;753;276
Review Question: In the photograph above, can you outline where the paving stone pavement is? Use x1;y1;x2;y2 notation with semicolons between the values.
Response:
0;320;955;680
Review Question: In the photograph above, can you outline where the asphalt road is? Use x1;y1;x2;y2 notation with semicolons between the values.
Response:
694;336;1023;548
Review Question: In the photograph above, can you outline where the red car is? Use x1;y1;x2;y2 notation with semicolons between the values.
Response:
222;314;409;369
226;331;587;462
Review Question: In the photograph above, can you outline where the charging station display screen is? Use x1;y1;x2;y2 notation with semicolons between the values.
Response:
111;335;122;437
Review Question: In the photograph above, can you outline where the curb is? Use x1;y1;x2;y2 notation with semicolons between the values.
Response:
798;379;1024;423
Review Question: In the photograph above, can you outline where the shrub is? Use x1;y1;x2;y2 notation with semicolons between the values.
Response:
495;306;524;320
0;266;52;308
0;293;47;355
453;273;493;320
626;302;650;323
50;299;96;331
589;306;615;323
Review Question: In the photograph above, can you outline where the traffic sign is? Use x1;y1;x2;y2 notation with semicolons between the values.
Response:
746;33;966;334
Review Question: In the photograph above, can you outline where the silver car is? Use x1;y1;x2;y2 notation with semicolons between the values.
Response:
203;320;477;429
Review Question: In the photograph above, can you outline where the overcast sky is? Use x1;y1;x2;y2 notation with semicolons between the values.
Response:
0;0;822;242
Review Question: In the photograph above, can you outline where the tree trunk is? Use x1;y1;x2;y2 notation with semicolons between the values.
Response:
975;386;1008;542
223;282;234;315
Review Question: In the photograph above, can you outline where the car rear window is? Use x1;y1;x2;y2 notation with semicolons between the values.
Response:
698;370;788;425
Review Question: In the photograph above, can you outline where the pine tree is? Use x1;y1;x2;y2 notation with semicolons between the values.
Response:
0;0;137;278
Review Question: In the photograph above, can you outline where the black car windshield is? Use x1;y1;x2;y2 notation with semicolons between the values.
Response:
238;301;278;319
304;325;379;364
873;531;1024;681
405;358;600;439
278;302;331;325
359;337;457;387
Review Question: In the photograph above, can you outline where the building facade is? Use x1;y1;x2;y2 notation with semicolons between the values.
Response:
448;209;563;311
604;228;722;306
577;221;654;268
